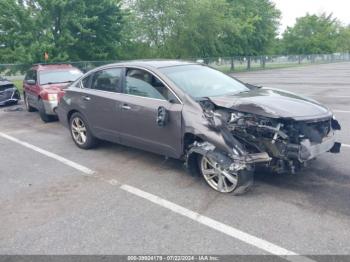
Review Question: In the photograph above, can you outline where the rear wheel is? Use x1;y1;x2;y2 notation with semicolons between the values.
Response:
69;112;98;149
24;93;35;112
198;155;253;195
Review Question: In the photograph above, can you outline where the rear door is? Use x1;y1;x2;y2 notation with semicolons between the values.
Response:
117;67;183;158
77;67;124;143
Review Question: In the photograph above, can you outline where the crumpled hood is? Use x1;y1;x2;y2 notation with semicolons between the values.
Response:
208;88;332;121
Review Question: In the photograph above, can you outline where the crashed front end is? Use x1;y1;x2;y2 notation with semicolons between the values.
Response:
189;97;342;175
222;110;341;173
0;82;21;106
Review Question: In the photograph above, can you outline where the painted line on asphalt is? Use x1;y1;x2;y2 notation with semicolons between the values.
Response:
333;110;350;114
120;184;314;262
342;144;350;148
0;132;95;176
0;132;315;262
311;95;350;98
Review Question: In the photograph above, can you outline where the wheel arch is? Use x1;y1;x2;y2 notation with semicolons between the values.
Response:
67;109;80;123
183;132;204;176
67;109;95;136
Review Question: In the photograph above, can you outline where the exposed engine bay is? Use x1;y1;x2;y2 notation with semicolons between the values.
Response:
195;98;341;174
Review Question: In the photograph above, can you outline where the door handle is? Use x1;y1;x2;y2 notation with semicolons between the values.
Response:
121;104;131;110
83;96;91;101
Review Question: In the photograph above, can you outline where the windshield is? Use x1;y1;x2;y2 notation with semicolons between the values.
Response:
160;65;248;98
39;69;83;85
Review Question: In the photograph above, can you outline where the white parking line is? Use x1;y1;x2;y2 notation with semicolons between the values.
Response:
311;95;350;98
0;132;315;262
333;110;350;114
0;132;95;176
343;144;350;148
121;184;314;262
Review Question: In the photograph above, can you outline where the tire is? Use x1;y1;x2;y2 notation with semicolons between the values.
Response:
38;99;56;123
69;112;98;149
197;154;253;195
24;93;35;112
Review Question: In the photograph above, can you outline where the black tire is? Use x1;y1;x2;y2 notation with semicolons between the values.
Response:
38;99;56;123
69;112;98;149
197;154;254;195
24;93;35;112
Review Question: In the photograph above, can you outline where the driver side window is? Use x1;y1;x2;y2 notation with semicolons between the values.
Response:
25;70;37;82
125;68;178;102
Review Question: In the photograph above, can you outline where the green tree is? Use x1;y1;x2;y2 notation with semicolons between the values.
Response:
224;0;281;57
124;0;280;59
0;0;36;63
282;13;340;55
166;0;233;58
337;25;350;52
0;0;125;64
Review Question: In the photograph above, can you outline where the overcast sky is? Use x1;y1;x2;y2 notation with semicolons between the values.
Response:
272;0;350;33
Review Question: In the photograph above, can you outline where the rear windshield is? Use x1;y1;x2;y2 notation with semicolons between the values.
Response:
39;70;83;85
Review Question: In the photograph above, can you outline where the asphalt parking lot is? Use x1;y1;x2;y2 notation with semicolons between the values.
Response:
0;62;350;259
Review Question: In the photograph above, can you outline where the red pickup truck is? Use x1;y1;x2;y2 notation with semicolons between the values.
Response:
23;64;83;122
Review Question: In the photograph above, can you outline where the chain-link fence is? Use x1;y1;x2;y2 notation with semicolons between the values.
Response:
195;52;350;72
1;52;350;89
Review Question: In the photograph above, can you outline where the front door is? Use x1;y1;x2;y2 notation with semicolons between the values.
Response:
118;68;183;158
24;69;39;106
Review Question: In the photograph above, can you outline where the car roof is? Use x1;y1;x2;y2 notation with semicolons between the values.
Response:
32;64;79;72
104;60;197;69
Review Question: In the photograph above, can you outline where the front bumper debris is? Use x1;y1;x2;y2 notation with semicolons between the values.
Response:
287;134;340;162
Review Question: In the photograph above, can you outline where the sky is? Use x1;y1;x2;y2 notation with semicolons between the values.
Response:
272;0;350;33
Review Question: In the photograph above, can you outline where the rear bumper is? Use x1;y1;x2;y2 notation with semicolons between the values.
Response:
56;105;69;128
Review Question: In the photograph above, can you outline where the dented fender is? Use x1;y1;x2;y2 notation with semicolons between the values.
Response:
182;101;246;157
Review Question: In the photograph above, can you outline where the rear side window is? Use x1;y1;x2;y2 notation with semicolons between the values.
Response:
89;68;122;92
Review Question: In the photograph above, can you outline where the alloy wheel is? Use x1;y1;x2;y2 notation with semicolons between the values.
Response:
200;156;238;193
71;117;87;145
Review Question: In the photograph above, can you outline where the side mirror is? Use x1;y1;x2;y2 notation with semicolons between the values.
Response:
26;79;36;85
157;106;169;127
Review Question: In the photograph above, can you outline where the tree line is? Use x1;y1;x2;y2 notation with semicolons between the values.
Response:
0;0;349;64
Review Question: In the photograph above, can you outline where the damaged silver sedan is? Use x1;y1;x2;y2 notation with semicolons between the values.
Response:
57;61;341;194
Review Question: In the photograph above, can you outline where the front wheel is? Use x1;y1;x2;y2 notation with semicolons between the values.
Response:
198;155;253;195
69;112;98;149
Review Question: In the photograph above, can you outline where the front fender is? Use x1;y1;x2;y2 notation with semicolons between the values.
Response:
182;106;246;157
